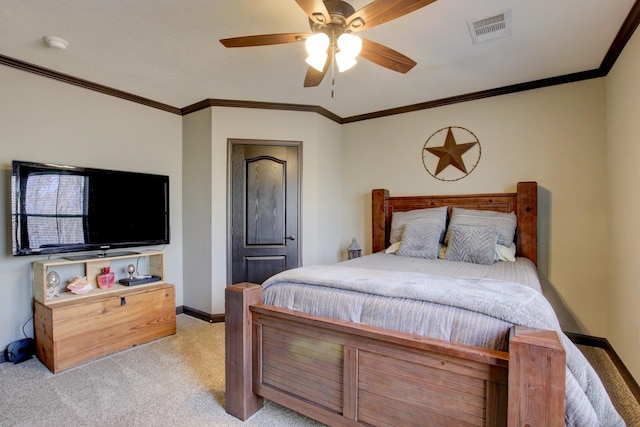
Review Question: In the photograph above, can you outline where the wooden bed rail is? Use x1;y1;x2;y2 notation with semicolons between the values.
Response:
225;283;565;426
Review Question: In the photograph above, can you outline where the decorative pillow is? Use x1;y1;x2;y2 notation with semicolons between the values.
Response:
397;222;441;259
445;225;499;265
389;206;448;244
387;241;446;257
445;207;517;247
495;243;517;262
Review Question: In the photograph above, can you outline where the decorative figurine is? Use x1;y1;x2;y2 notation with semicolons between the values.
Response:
66;276;93;295
127;264;136;280
46;285;59;300
46;271;61;300
97;266;115;289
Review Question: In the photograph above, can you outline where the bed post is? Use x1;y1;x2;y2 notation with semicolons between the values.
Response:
508;326;565;427
225;283;264;420
372;189;390;253
516;181;538;265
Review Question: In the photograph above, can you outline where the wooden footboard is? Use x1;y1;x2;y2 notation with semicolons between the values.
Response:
225;283;565;426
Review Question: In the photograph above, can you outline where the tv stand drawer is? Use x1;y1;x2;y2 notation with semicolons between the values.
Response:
34;283;175;373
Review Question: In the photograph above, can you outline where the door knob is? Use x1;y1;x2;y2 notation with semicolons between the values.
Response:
285;234;296;241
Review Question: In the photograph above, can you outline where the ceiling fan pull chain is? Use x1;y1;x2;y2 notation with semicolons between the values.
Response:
331;72;335;98
331;29;336;98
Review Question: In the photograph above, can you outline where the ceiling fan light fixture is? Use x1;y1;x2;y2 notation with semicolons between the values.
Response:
305;33;330;56
335;52;357;72
306;52;328;72
337;33;362;58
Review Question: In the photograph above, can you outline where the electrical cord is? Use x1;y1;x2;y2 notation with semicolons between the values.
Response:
22;315;32;339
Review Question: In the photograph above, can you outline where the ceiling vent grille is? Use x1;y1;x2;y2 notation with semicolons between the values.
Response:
468;9;512;44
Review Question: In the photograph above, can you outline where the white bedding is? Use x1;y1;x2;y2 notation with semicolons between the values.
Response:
262;253;624;427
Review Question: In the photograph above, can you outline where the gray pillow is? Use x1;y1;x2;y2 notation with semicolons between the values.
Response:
445;207;517;247
390;206;447;244
397;222;441;259
445;224;498;265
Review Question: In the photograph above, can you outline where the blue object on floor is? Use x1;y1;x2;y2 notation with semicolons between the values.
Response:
6;338;35;364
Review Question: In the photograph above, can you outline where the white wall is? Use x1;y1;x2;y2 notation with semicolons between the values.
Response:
606;25;640;381
342;79;610;338
0;66;183;353
181;107;343;315
182;109;213;313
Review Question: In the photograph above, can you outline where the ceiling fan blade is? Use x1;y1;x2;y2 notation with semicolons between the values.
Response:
294;0;331;25
303;57;330;87
346;0;437;32
220;33;308;48
359;38;417;73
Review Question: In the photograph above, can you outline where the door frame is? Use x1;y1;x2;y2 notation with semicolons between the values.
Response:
226;138;302;286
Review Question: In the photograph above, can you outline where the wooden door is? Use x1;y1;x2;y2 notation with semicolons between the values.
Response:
230;141;300;284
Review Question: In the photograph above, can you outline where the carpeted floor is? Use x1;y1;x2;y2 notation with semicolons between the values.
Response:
1;314;638;426
0;315;321;427
577;344;640;426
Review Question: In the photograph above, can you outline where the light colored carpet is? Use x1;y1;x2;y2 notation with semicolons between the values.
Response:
1;314;638;426
577;345;640;427
0;314;322;426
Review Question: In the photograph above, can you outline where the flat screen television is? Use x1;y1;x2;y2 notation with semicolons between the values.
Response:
11;160;170;257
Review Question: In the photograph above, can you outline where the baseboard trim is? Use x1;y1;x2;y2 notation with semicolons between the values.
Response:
566;331;640;403
180;305;224;323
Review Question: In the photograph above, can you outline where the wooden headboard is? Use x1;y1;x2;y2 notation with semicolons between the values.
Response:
372;182;538;265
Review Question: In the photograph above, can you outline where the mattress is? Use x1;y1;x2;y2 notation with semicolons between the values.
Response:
265;253;541;350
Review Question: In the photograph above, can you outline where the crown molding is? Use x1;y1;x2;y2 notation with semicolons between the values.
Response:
341;69;604;123
0;54;181;115
181;98;342;123
600;0;640;73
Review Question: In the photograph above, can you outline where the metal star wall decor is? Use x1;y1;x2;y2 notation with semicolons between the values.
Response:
422;126;481;181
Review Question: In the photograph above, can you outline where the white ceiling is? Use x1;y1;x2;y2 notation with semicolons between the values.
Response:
0;0;637;118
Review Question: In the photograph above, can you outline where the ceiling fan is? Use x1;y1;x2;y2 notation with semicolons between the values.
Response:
220;0;437;88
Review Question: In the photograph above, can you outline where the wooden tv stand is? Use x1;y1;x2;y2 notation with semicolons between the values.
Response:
32;251;176;373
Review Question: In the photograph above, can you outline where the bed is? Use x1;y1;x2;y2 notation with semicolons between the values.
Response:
225;182;622;426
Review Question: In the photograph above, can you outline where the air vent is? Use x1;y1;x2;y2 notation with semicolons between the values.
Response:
468;9;512;44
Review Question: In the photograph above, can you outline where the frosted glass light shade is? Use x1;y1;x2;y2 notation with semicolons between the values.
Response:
305;33;330;55
337;33;362;57
305;33;330;71
336;52;357;72
306;52;328;71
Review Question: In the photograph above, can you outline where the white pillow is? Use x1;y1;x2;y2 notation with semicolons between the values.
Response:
385;242;401;254
494;243;516;262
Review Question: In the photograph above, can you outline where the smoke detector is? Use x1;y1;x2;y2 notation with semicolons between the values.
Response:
468;9;512;45
43;36;69;50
